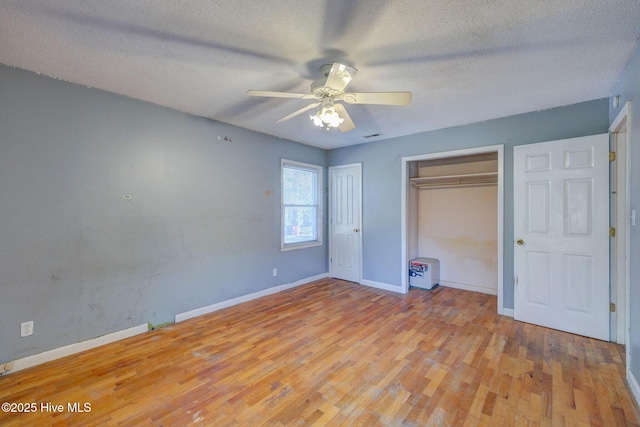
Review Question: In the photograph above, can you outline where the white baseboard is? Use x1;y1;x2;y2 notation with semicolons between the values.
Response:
439;280;498;296
628;368;640;410
2;323;148;376
175;273;330;323
501;308;514;317
360;279;405;294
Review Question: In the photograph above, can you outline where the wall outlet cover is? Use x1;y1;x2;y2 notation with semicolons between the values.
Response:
21;321;34;337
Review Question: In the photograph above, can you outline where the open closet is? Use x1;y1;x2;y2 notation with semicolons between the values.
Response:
406;152;499;295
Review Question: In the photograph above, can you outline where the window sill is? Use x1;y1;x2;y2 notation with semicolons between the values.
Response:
281;241;322;252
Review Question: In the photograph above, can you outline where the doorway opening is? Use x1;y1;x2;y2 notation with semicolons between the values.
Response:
401;145;505;314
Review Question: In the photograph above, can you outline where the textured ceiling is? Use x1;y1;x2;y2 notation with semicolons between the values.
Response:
1;0;640;149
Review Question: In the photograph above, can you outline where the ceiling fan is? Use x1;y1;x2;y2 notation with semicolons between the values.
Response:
247;63;412;132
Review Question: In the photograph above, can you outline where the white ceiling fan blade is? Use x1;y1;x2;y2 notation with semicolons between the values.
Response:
334;104;355;133
342;92;412;106
324;63;358;92
276;102;321;123
247;90;317;99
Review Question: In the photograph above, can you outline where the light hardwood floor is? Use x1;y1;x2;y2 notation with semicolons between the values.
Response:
1;278;638;426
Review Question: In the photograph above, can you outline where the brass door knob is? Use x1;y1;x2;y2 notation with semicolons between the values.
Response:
517;239;525;246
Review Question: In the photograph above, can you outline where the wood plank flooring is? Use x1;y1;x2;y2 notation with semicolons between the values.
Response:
1;278;638;426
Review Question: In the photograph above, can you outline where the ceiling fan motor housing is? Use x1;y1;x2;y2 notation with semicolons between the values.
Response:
310;63;355;99
311;77;340;99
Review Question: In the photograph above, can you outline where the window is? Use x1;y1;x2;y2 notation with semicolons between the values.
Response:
281;159;323;250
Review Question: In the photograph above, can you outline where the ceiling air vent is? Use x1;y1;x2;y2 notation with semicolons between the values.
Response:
363;133;382;139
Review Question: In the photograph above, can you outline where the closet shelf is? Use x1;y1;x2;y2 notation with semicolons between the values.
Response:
410;172;498;188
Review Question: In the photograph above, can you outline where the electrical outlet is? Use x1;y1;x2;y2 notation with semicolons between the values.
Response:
21;321;33;337
272;268;278;277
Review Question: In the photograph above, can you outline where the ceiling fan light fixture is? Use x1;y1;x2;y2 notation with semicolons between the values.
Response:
310;106;344;128
310;111;324;127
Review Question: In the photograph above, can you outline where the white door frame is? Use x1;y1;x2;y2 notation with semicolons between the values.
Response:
400;145;505;314
329;163;363;283
609;101;631;351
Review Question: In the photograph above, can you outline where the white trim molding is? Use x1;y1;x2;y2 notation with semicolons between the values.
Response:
439;280;498;296
360;279;405;294
175;273;329;322
608;101;631;353
628;369;640;410
2;323;148;376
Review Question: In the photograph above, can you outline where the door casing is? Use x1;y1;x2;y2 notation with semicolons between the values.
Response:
609;101;631;351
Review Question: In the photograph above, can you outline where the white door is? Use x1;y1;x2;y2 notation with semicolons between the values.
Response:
330;164;362;283
514;134;609;341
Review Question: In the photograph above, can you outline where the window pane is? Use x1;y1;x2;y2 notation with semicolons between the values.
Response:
283;167;317;205
284;206;318;244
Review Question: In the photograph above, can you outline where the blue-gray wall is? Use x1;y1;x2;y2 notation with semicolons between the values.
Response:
0;64;327;363
610;40;640;390
328;99;610;310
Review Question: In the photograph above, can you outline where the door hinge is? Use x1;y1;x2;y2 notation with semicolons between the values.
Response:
610;302;616;312
610;227;616;237
610;151;616;161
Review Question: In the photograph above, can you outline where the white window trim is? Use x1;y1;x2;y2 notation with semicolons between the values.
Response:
281;159;323;251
